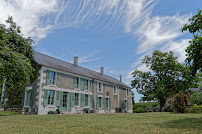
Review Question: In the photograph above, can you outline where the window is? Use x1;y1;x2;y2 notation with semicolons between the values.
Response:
50;71;56;85
98;97;102;108
73;76;79;89
63;93;67;107
75;93;79;106
113;86;117;95
86;79;89;90
126;89;129;96
48;90;54;105
97;82;102;92
106;98;109;110
85;94;88;106
76;77;79;89
25;91;30;106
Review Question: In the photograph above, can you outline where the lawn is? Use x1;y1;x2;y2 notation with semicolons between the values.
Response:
0;112;202;134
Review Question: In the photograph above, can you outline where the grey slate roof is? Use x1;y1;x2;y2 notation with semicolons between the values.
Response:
33;51;130;88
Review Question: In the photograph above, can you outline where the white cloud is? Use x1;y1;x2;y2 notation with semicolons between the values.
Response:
0;0;64;41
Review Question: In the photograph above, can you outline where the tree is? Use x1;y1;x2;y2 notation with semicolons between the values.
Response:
182;9;202;76
0;16;39;106
131;50;195;110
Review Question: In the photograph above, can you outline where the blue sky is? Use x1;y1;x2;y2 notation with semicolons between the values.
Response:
0;0;201;102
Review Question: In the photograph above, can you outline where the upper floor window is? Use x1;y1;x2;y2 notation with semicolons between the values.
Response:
97;82;103;92
46;70;60;86
73;76;79;89
113;86;117;95
126;89;129;97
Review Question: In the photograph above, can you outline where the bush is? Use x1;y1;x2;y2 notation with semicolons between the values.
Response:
199;81;202;90
184;108;191;113
134;107;145;113
190;92;202;105
190;104;202;114
133;102;159;110
48;110;56;114
172;92;188;113
164;97;174;112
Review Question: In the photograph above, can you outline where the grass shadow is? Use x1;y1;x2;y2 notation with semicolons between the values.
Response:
156;117;202;131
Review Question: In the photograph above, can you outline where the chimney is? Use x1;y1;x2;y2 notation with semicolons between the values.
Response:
74;56;78;66
100;66;104;75
120;75;122;82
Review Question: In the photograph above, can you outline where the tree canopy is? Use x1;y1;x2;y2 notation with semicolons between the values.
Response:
0;16;38;106
182;9;202;76
131;50;196;109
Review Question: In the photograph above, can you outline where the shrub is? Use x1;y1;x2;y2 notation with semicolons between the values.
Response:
48;110;56;114
199;81;202;90
164;97;174;112
190;104;200;113
184;108;191;113
172;92;188;113
190;92;202;105
134;107;145;113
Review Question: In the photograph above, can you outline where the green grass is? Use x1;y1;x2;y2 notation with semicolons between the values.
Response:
0;112;202;134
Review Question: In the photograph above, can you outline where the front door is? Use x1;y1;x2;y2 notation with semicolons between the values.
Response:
59;92;68;112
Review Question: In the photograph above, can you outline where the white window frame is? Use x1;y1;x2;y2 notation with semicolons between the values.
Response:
49;71;57;86
126;89;129;97
47;90;55;105
113;86;117;95
97;81;103;93
85;94;89;106
25;89;32;107
74;93;79;106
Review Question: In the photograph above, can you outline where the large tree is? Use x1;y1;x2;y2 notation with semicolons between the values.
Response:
182;9;202;76
131;50;196;110
0;16;39;106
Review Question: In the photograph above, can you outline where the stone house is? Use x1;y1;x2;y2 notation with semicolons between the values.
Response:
21;52;133;115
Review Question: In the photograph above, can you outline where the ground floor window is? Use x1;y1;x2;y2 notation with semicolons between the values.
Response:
85;94;88;106
25;91;30;106
63;93;67;107
48;90;54;105
106;98;109;110
98;97;102;108
75;93;79;106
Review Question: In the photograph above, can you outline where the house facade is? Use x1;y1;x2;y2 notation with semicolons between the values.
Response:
21;52;133;115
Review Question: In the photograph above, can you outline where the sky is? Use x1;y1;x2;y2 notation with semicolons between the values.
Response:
0;0;201;102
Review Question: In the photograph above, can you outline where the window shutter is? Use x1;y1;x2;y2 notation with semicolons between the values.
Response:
97;82;99;91
90;95;93;108
89;80;92;91
96;97;99;108
80;78;83;90
56;72;60;87
101;83;103;92
109;98;111;111
46;70;50;85
43;89;48;106
73;76;76;89
29;90;34;106
80;94;85;107
56;91;61;106
21;90;25;106
127;100;129;111
102;97;105;109
68;93;75;112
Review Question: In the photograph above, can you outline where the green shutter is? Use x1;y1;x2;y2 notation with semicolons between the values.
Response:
102;97;105;109
83;79;86;90
90;95;93;108
96;97;99;108
127;100;129;111
21;90;25;106
80;78;83;90
80;94;85;107
43;89;48;106
46;70;50;85
73;76;76;89
68;93;75;112
109;98;111;111
29;90;34;106
56;72;60;87
89;80;92;91
56;91;61;106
